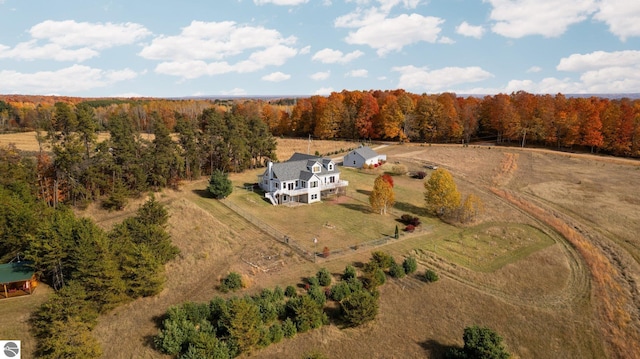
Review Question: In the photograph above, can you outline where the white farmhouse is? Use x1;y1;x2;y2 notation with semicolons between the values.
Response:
259;153;348;205
343;146;387;168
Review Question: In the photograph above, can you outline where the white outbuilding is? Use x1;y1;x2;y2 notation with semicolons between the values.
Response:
343;146;386;168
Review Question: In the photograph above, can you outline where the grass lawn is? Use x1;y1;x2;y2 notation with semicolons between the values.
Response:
227;163;553;271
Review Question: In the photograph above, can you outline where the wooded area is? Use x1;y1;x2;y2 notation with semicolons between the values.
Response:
2;90;640;159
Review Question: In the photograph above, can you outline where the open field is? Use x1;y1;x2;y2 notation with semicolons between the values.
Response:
4;137;640;358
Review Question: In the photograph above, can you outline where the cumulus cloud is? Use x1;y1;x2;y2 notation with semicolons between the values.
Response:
0;65;138;94
262;71;291;82
311;71;331;80
594;0;640;41
456;21;485;39
393;65;493;91
557;50;640;71
341;13;444;56
346;69;368;77
526;66;542;73
254;0;308;5
485;0;597;38
314;87;334;95
140;20;300;78
312;48;364;64
0;20;150;62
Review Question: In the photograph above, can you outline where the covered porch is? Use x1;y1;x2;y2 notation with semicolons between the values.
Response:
0;261;37;299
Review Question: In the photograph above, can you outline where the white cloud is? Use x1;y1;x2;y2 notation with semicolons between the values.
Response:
0;65;138;94
438;36;455;44
30;20;151;49
485;0;598;38
312;48;364;64
393;65;493;91
557;50;640;71
299;45;311;55
314;87;334;95
526;66;542;73
342;13;444;56
221;88;248;96
0;20;150;62
254;0;308;5
456;21;485;39
140;21;300;78
262;71;291;82
346;69;368;77
311;71;331;80
594;0;640;41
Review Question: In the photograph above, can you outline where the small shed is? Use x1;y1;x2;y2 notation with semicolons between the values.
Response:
0;261;37;299
343;146;387;168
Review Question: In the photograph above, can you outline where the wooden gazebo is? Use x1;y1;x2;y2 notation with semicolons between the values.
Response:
0;261;37;299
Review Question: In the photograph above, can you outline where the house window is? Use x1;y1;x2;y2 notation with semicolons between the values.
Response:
328;164;333;171
301;181;306;188
288;183;294;190
311;194;318;200
353;161;356;165
312;164;321;173
310;181;318;188
329;176;335;183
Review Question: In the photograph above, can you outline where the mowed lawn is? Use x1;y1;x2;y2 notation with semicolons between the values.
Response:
226;162;554;270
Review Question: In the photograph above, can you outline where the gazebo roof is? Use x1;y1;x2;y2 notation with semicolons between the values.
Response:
0;262;34;284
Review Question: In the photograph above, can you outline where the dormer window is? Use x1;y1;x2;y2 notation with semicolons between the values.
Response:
312;164;321;173
328;164;333;171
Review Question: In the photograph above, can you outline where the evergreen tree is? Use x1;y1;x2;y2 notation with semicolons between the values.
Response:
340;289;379;327
208;169;233;199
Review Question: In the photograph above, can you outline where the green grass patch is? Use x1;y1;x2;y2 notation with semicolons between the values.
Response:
414;222;555;272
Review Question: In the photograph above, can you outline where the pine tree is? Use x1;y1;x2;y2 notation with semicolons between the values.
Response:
208;169;233;199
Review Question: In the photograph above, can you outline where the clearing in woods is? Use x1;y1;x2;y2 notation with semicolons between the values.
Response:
2;135;639;358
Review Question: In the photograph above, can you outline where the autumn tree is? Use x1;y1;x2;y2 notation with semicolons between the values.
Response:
369;175;395;214
424;168;461;217
460;193;485;223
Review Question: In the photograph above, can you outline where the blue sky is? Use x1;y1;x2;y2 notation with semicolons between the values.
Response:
1;0;639;97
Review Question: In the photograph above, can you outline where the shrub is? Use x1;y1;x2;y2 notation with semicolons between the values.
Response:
389;261;406;278
340;289;379;327
424;269;439;283
284;285;297;298
220;272;243;293
402;257;418;274
306;276;320;288
322;246;330;258
329;281;351;301
370;251;394;270
342;265;357;281
391;164;407;175
316;268;332;287
308;285;327;306
447;325;510;359
400;214;420;226
405;224;415;232
269;323;284;344
363;267;386;290
414;171;426;179
282;318;297;338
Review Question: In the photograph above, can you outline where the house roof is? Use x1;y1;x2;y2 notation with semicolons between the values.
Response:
0;262;34;284
271;153;338;182
350;146;380;160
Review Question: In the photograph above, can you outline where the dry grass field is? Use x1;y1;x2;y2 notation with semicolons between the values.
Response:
2;135;639;358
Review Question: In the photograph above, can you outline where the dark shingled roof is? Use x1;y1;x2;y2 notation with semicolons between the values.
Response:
271;153;339;182
0;262;34;284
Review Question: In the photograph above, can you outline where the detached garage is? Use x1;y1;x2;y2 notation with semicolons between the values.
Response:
343;146;387;168
0;261;37;299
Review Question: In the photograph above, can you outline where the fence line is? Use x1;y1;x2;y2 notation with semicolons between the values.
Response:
220;197;432;263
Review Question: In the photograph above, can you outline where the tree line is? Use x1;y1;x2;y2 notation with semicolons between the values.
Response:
4;90;640;158
32;101;275;209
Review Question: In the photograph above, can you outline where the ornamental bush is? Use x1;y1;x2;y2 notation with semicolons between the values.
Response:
389;261;406;278
284;285;297;298
342;265;357;281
